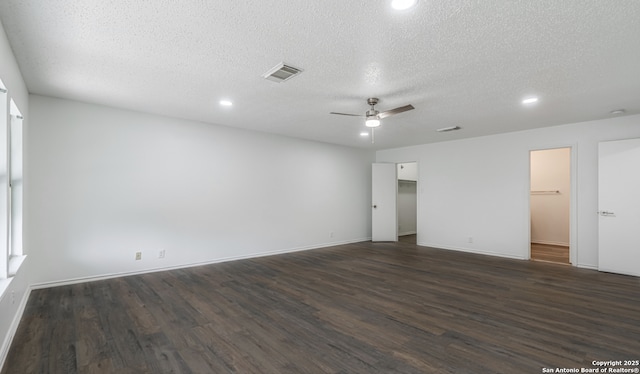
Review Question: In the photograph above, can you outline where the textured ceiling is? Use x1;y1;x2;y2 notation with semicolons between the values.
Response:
1;1;639;149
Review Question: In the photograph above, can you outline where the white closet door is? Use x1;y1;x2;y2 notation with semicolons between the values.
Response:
372;163;397;242
598;138;640;276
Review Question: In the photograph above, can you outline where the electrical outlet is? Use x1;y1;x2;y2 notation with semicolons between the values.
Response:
330;232;334;238
468;237;473;243
158;249;166;259
135;252;142;260
10;291;15;305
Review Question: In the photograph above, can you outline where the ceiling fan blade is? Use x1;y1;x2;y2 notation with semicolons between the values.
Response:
330;112;364;117
377;104;414;119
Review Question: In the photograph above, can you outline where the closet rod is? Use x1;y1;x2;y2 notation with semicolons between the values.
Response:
530;190;560;194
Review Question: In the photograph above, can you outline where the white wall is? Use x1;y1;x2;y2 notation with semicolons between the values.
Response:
26;95;374;285
377;114;640;269
530;148;570;246
0;18;30;370
397;162;417;181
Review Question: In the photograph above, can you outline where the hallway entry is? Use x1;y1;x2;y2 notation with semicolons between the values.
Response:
530;148;571;264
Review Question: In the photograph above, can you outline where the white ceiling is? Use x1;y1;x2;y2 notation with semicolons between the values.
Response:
1;1;639;150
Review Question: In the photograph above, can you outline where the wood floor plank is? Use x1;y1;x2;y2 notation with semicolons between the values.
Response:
531;243;570;264
3;240;640;373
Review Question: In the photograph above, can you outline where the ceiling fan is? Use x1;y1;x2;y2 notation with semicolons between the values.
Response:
330;98;414;143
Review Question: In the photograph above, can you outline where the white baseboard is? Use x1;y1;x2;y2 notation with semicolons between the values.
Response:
418;242;528;261
596;266;640;277
31;237;372;290
577;263;598;270
0;287;31;371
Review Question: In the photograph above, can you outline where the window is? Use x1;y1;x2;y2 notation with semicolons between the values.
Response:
0;79;7;280
0;79;25;282
10;99;23;262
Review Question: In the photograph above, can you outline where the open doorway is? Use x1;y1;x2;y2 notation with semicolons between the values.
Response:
530;148;571;264
397;162;417;244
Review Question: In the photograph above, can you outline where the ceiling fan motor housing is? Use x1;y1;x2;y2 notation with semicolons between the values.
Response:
366;97;380;118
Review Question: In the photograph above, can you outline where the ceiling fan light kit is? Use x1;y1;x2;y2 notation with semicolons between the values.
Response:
365;118;381;127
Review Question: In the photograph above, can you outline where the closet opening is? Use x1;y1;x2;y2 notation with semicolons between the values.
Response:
397;162;417;245
529;148;571;265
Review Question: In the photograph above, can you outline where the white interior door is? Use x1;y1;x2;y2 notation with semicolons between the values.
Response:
372;163;397;242
598;138;640;276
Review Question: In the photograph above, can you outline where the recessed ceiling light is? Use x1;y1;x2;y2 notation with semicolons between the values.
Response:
522;97;539;105
609;109;626;115
219;100;233;107
391;0;418;10
360;132;369;136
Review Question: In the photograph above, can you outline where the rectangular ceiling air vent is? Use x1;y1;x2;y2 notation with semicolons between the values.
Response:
262;62;303;83
436;126;462;132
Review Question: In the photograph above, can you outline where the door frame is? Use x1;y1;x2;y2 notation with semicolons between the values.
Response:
371;160;421;243
527;144;577;265
396;161;419;242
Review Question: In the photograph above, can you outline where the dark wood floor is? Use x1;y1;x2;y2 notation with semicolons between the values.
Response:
4;240;640;373
531;243;570;264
